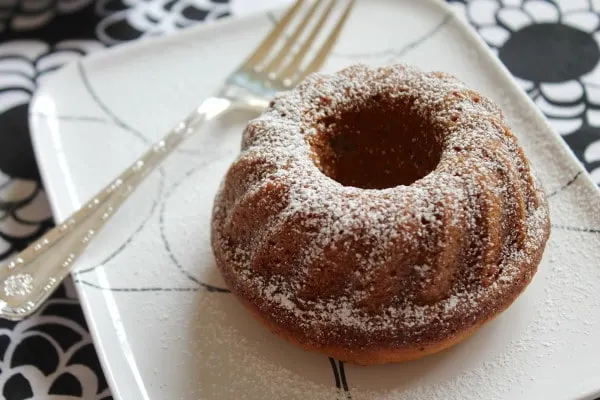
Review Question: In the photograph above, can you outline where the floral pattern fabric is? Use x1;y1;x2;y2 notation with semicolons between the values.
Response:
1;0;599;398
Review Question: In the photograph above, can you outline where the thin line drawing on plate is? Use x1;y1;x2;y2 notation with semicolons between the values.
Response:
338;359;351;398
334;13;453;62
77;60;215;156
328;357;341;391
265;10;453;65
74;160;232;293
77;60;150;145
551;224;600;234
75;279;200;292
73;167;165;276
29;111;111;124
158;162;231;293
329;357;352;399
546;170;584;198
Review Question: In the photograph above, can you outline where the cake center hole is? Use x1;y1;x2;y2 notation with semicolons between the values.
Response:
309;95;444;189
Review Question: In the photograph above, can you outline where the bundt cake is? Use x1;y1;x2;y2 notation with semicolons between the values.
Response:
211;64;550;365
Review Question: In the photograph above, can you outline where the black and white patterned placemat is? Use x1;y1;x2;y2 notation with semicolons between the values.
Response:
0;0;599;398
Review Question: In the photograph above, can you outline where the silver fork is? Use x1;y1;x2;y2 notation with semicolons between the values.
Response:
0;0;355;320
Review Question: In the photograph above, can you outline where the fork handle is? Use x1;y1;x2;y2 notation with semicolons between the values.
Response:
0;96;233;320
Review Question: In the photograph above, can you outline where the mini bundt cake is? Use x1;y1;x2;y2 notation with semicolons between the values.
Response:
211;64;550;365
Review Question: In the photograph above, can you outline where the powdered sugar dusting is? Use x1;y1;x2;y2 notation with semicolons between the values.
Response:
212;64;550;352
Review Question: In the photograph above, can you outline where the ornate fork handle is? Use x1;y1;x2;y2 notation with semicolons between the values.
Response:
0;96;233;320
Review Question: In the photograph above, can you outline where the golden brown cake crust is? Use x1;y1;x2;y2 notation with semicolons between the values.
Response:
211;64;551;365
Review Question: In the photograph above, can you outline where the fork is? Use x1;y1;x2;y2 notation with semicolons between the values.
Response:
0;0;355;320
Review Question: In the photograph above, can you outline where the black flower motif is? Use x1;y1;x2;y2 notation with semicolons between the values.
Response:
0;38;109;399
0;0;93;33
0;175;53;261
0;295;110;399
0;40;104;109
450;0;600;184
96;0;231;45
0;39;103;176
0;39;104;259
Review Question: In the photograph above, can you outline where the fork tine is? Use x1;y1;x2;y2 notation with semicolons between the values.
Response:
240;0;304;72
278;0;337;83
294;0;355;84
262;0;323;75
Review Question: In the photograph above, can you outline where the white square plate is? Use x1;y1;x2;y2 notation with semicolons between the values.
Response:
29;0;600;398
